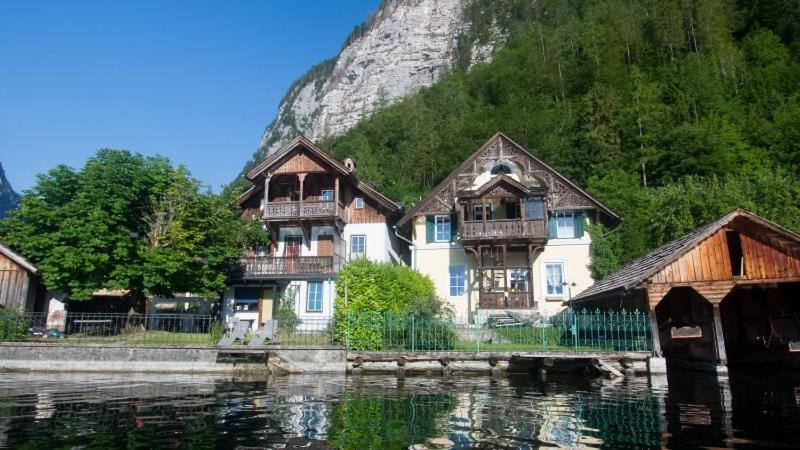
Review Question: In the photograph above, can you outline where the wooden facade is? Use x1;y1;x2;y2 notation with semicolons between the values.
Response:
0;242;39;311
572;209;800;370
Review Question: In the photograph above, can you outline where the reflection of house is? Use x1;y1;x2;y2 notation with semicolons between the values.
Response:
0;241;40;311
226;136;404;330
397;133;619;322
572;209;800;372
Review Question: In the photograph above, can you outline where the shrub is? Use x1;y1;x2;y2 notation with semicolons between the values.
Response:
331;259;453;350
276;306;302;333
209;321;225;345
0;308;29;341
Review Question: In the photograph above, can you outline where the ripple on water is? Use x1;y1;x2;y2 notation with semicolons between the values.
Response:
1;370;800;449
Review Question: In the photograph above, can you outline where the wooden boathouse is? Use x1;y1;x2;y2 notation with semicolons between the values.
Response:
571;209;800;373
0;241;39;311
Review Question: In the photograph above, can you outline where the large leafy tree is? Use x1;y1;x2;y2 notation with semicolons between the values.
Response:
0;149;268;304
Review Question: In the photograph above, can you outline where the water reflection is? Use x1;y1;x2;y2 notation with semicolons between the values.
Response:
0;370;799;449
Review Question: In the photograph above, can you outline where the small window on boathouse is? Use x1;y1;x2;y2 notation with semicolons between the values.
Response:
726;230;745;277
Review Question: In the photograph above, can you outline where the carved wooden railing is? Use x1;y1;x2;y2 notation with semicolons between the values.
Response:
461;219;547;240
240;256;335;277
478;291;534;309
263;201;341;220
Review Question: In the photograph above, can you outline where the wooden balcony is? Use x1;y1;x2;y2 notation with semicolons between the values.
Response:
478;292;534;309
239;256;336;278
460;218;547;241
262;200;344;221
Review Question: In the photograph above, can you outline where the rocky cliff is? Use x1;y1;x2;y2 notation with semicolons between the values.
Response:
0;162;20;218
242;0;504;175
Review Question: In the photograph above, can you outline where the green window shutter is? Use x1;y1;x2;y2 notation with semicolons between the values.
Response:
425;215;434;243
548;214;557;238
450;213;458;241
574;211;585;238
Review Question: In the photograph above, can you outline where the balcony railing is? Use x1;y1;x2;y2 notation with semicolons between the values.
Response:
478;291;534;309
460;218;547;240
262;200;342;220
240;256;335;278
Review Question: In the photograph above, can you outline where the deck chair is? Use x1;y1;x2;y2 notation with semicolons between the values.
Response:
247;320;278;348
218;320;250;347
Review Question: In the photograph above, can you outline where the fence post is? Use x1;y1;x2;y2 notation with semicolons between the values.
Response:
572;310;578;353
411;314;416;353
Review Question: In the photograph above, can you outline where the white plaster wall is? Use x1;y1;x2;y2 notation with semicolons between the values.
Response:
276;226;336;256
533;231;593;316
285;279;336;325
412;242;477;321
343;222;392;263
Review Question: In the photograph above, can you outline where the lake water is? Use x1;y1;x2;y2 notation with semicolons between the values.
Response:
1;369;799;449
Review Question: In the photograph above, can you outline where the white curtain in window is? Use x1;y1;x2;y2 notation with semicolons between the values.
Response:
546;264;564;294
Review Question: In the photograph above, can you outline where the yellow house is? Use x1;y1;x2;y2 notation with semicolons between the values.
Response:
396;133;619;323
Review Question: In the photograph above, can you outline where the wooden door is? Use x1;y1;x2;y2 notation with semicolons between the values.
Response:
258;286;275;325
285;236;302;273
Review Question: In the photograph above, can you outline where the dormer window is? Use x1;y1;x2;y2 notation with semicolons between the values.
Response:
354;197;364;209
490;163;513;175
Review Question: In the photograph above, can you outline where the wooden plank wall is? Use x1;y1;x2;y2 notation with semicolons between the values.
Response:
740;232;800;280
0;252;29;308
649;224;800;286
272;151;327;174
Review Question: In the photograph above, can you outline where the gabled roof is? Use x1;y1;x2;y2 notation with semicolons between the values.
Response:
240;134;401;212
571;209;800;302
397;132;619;226
460;174;534;199
0;242;37;274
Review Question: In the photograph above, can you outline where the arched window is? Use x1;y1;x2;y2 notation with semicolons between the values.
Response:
490;163;513;175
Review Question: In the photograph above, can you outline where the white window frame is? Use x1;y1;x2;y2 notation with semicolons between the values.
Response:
555;211;575;239
449;265;466;297
306;281;324;312
544;262;566;299
434;215;451;243
354;197;365;209
508;268;529;292
321;189;334;201
350;235;366;259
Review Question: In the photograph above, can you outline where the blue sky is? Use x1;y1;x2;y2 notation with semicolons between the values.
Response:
0;0;381;191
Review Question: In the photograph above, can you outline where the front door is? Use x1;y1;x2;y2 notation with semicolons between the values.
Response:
258;286;275;326
285;236;302;273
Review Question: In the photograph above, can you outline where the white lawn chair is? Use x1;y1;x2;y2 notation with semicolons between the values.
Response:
218;320;250;347
247;320;278;348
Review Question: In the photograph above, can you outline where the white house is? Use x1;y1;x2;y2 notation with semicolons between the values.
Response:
224;136;404;330
396;132;619;323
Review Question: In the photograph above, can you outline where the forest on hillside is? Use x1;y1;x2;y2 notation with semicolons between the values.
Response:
317;0;800;276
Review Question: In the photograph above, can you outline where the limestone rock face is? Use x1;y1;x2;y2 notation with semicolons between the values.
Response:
255;0;489;161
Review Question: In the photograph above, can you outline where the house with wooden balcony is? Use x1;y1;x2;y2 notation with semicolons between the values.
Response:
397;132;619;322
225;135;404;330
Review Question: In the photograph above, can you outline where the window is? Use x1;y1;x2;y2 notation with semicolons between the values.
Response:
434;215;451;242
473;204;493;221
726;231;745;276
509;269;529;292
449;266;466;296
306;281;323;312
350;235;366;259
490;163;513;175
555;211;575;238
524;198;544;219
321;189;334;201
545;263;565;297
234;287;260;311
354;197;364;209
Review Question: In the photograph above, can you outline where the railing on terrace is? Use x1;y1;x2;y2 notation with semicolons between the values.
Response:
460;218;547;240
240;256;336;277
0;309;653;353
263;200;345;221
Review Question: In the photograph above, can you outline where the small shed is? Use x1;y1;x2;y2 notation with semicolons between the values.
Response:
571;209;800;372
0;241;39;311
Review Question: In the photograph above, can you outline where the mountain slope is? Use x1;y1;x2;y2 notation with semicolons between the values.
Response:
241;0;504;177
0;163;20;218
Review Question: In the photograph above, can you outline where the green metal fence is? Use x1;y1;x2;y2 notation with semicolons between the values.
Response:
340;309;653;353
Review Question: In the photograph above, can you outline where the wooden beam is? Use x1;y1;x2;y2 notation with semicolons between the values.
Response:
646;284;672;309
263;173;272;213
711;303;728;365
691;282;735;304
334;176;340;218
648;310;663;357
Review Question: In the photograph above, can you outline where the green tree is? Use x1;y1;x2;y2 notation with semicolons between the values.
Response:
0;149;268;305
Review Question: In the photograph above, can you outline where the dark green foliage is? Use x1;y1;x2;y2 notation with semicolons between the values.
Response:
275;305;301;332
0;308;28;341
